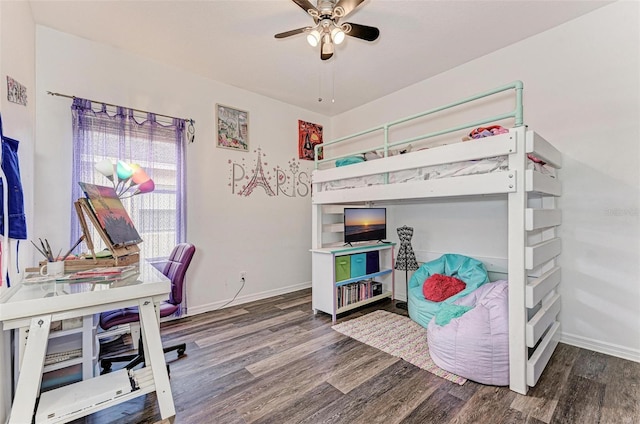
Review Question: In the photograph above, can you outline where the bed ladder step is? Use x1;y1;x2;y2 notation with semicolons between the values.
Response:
526;131;562;169
526;238;561;270
526;293;561;347
525;170;561;196
527;321;560;387
526;266;561;308
525;208;562;231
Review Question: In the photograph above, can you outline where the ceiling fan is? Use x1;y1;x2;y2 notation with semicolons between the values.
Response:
275;0;380;61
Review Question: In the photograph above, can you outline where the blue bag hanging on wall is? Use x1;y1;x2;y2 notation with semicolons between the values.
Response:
0;113;27;240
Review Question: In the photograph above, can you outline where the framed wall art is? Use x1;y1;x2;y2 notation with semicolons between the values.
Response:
7;76;27;106
216;104;249;151
298;120;323;161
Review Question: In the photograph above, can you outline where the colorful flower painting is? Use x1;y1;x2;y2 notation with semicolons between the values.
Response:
217;104;249;151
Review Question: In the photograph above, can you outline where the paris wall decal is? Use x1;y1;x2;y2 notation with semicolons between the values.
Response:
229;147;311;198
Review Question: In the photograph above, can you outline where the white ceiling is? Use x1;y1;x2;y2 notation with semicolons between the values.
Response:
29;0;613;116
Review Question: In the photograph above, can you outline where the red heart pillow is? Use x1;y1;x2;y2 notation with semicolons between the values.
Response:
422;273;466;302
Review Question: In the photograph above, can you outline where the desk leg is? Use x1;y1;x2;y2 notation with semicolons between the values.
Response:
138;299;175;421
9;315;51;424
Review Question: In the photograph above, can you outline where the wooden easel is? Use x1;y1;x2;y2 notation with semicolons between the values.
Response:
74;198;140;266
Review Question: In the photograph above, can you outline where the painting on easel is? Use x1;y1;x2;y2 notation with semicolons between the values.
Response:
78;182;142;247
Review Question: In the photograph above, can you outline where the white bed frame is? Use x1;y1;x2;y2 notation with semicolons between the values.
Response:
310;82;562;395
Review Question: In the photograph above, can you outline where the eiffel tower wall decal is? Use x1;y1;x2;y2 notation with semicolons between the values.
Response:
229;148;311;198
239;148;274;196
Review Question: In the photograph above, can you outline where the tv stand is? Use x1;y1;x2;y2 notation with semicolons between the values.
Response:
310;243;396;323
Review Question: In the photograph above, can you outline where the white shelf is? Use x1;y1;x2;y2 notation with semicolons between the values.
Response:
16;315;98;393
336;269;392;286
47;327;82;339
312;243;395;323
35;367;157;424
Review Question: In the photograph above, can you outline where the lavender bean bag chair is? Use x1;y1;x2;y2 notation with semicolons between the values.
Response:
427;280;509;386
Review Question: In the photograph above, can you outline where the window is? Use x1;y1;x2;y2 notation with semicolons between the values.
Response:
71;99;186;263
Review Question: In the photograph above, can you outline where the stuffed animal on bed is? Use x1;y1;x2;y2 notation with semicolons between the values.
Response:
462;125;509;141
462;125;546;165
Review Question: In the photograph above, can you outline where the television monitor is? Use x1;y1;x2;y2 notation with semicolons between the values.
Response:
344;208;387;244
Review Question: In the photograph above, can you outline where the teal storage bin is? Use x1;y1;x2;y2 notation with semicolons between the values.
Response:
350;253;367;278
335;256;351;282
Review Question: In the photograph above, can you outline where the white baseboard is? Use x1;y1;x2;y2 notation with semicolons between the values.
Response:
560;331;640;363
186;281;312;316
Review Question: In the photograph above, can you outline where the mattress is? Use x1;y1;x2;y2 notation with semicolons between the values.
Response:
319;156;554;192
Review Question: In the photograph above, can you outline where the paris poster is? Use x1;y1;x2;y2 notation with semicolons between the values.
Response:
298;120;323;161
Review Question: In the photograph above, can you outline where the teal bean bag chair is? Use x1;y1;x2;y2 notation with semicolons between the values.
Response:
408;254;489;328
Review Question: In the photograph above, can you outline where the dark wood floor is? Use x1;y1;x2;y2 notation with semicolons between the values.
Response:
73;289;639;424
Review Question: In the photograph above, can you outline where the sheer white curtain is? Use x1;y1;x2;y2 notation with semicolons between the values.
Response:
70;99;186;263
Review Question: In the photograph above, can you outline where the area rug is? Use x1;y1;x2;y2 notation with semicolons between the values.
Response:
332;310;466;385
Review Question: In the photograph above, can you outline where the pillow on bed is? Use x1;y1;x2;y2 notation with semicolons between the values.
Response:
423;274;466;302
364;151;382;161
335;156;365;167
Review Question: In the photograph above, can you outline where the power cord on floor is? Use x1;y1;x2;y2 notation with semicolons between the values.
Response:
214;276;245;310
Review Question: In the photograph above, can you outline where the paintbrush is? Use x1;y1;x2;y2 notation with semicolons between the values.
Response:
60;235;85;261
30;240;48;259
44;239;54;261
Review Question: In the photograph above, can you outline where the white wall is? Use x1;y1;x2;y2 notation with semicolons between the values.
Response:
0;1;36;420
35;27;327;314
331;1;640;361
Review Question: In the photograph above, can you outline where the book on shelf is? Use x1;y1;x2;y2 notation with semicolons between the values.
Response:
337;279;383;308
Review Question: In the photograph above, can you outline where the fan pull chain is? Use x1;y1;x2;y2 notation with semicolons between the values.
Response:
318;65;323;102
332;60;336;103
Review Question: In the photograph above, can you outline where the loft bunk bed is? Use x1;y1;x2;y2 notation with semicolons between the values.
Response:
310;81;562;395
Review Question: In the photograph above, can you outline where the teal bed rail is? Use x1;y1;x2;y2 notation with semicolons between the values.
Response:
314;81;524;170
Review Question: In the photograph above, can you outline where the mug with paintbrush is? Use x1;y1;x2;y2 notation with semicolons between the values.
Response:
31;238;65;277
40;261;64;277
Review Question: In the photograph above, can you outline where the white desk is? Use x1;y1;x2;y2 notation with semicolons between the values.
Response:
0;264;175;424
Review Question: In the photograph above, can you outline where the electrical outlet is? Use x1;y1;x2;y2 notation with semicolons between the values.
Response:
240;271;247;281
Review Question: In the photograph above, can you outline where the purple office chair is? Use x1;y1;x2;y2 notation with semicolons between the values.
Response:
99;243;196;374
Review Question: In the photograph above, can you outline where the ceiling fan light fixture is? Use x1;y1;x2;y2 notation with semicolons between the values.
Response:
275;0;379;61
307;29;321;47
322;33;334;55
331;26;345;45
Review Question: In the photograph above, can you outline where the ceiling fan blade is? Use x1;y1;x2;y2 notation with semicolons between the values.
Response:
333;0;366;18
321;36;334;61
275;27;308;39
344;22;380;42
291;0;319;15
